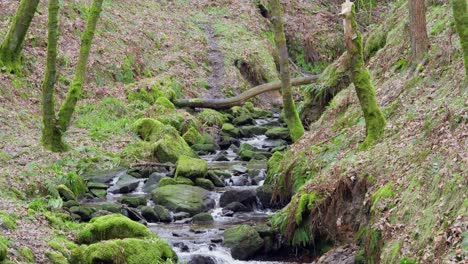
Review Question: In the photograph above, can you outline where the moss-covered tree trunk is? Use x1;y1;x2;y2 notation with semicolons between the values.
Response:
270;0;305;142
58;0;103;131
0;0;39;72
341;0;386;148
408;0;429;66
452;0;468;77
41;0;103;152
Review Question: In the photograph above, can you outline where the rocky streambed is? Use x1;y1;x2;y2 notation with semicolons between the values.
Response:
62;111;306;263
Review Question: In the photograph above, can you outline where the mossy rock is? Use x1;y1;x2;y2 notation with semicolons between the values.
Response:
175;177;194;185
265;151;284;185
100;204;123;213
140;206;159;223
240;126;268;137
154;134;197;163
224;225;264;260
69;206;97;222
182;127;204;146
57;184;76;201
252;107;273;119
157;177;176;187
175;155;208;180
233;114;255;126
77;214;154;244
206;172;225;187
133;118;165;142
71;237;176;264
192;213;214;224
0;239;7;261
155;96;175;109
229;106;251;118
221;123;240;137
153;205;172;223
197;109;226;127
118;196;147;208
195;178;215;191
191;143;218;154
265;127;290;140
151;185;211;215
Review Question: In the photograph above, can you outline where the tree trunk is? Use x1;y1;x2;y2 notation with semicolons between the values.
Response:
0;0;39;72
408;0;429;66
341;0;386;149
174;75;320;109
41;0;65;152
452;0;468;77
58;0;104;131
270;0;305;142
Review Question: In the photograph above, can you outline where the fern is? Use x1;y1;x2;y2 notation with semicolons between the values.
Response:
291;226;311;247
58;172;88;196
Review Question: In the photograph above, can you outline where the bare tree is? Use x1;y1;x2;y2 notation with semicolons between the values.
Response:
409;0;429;66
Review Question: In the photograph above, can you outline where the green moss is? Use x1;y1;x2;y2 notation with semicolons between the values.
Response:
0;237;7;261
197;109;226;127
295;191;319;225
133;118;165;142
153;133;197;163
175;155;207;180
77;214;154;244
48;236;78;260
223;225;264;260
57;184;76;201
356;227;382;264
19;247;35;263
265;151;284;185
195;178;215;190
126;76;182;104
158;177;176;187
182;127;204;146
155;96;175;109
151;184;208;215
45;251;69;264
175;176;194;185
364;26;387;58
71;238;176;264
371;182;396;212
0;211;18;230
399;257;418;264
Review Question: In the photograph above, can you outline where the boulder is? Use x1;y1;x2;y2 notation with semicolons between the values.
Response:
206;172;225;187
191;143;218;154
220;189;257;209
57;184;76;201
71;237;176;263
158;177;176;187
89;189;107;198
233;115;254;126
265;127;291;140
133;118;165;141
221;123;240;137
154;133;197;164
213;151;230;162
218;136;240;150
238;144;259;161
152;185;213;215
192;213;214;224
62;200;80;208
189;255;216;264
173;212;191;221
175;155;208;180
76;214;153;244
142;172;166;193
124;207;146;224
230;165;248;174
256;184;275;208
240;126;268;137
224;202;249;212
82;168;126;184
155;96;175;109
223;225;263;260
69;206;97;222
108;174;141;194
175;177;194;185
195;178;215;190
183;127;204;146
100;203;123;213
118;196;147;208
154;205;172;222
140;206;160;223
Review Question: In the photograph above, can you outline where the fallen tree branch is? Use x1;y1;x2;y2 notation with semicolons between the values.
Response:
174;75;320;109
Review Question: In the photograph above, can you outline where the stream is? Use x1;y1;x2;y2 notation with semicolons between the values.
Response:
85;115;301;263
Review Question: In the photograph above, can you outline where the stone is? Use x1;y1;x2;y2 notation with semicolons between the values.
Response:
239;126;268;137
86;182;108;189
195;178;215;190
183;127;204;146
254;224;274;237
154;133;197;164
142;172;166;193
192;212;214;224
108;174;141;194
224;202;249;212
173;212;191;221
83;168;126;184
173;242;189;252
133;118;165;141
221;123;240;137
265;127;291;140
118;196;147;208
206;172;225;187
69;206;97;222
175;155;208;180
230;165;248;174
90;210;113;219
140;206;159;223
124;207;146;223
256;184;275;208
189;255;216;264
191;143;218;154
100;203;123;213
57;184;76;201
62;200;79;208
89;189;107;198
218;136;240;150
224;225;264;260
213;151;230;161
220;189;257;209
233;115;254;126
175;176;194;185
153;205;172;222
151;185;213;215
157;177;176;187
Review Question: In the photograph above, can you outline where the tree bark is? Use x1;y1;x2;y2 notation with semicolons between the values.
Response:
0;0;39;72
270;0;305;142
58;0;104;132
409;0;429;66
341;0;386;149
174;75;320;109
41;0;65;152
452;0;468;77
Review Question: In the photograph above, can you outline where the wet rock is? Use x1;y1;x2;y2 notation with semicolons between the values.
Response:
90;210;113;219
62;200;80;208
271;145;287;153
154;205;172;222
192;212;214;224
230;165;248;174
183;127;204;146
108;174;141;194
175;218;192;224
191;143;218;154
220;189;257;209
312;244;358;264
154;132;197;164
224;202;249;212
69;206;97;222
140;206;159;223
211;170;232;179
218;136;240;150
254;224;274;237
57;184;76;201
175;155;208;180
83;168;126;184
189;255;216;264
124;207;146;224
158;176;176;187
240;126;268;137
100;203;123;213
206;171;225;187
142;172;166;192
86;182;108;189
233;115;254;126
190;229;206;234
231;175;250;186
238;144;259;161
195;178;215;190
210;238;223;243
203;197;216;210
265;127;291;140
256;184;275;208
173;242;189;252
221;123;240;137
251;153;268;161
152;185;213;215
213;151;230;162
173;212;191;221
252;108;273;119
89;189;107;198
118;196;147;208
175;176;194;185
222;209;234;217
252;176;264;185
224;225;264;260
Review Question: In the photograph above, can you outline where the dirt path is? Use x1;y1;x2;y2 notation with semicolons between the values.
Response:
203;24;226;99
